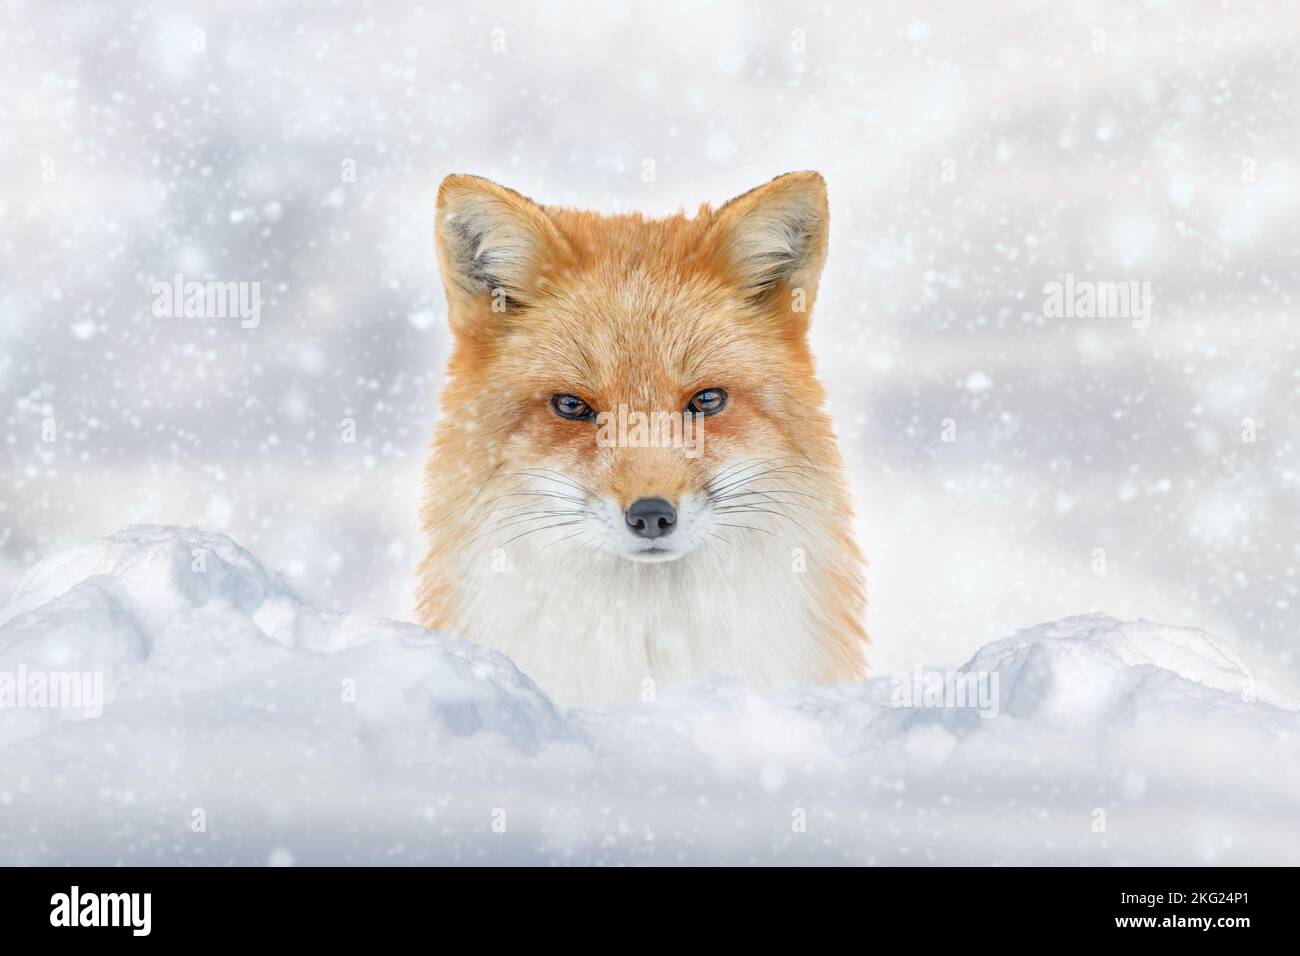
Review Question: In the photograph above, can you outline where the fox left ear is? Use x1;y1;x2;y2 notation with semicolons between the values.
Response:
434;174;570;321
706;171;830;306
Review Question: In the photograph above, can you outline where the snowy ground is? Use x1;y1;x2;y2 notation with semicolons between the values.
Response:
1;526;1295;865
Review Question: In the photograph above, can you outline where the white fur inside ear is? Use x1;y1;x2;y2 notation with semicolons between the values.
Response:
720;178;828;295
441;193;541;299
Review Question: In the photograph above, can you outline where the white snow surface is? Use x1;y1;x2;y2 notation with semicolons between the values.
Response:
1;526;1296;865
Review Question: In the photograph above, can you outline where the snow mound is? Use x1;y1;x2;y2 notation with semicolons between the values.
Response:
0;526;567;753
1;526;1296;865
964;615;1259;721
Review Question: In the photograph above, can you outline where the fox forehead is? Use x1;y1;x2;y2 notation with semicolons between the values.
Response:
517;264;754;398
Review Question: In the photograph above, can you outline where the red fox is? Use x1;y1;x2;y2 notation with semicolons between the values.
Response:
416;172;867;709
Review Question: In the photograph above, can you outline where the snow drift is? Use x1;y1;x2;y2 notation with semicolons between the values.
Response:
1;526;1295;865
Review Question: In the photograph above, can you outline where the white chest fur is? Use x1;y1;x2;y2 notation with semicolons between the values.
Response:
449;532;825;710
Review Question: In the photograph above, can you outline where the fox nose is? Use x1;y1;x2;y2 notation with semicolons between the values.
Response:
625;498;677;539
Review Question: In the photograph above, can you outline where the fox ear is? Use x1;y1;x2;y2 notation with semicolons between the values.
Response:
707;171;829;304
435;174;568;316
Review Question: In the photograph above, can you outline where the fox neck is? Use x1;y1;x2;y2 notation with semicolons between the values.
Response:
435;528;857;711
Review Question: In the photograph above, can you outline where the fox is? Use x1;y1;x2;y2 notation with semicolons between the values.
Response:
415;171;867;710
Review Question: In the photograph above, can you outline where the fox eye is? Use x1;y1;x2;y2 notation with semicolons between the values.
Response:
686;388;728;416
551;394;596;421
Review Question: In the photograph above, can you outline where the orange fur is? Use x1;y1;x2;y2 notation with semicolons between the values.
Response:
416;172;867;709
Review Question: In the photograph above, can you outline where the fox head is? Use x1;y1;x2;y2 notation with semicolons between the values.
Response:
429;171;846;566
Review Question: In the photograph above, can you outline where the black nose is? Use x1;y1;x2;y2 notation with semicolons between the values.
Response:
625;497;677;539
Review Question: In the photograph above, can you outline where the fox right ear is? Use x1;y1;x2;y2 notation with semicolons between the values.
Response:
434;174;568;316
706;171;830;304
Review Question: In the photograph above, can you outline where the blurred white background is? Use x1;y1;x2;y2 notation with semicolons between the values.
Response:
3;1;1298;698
